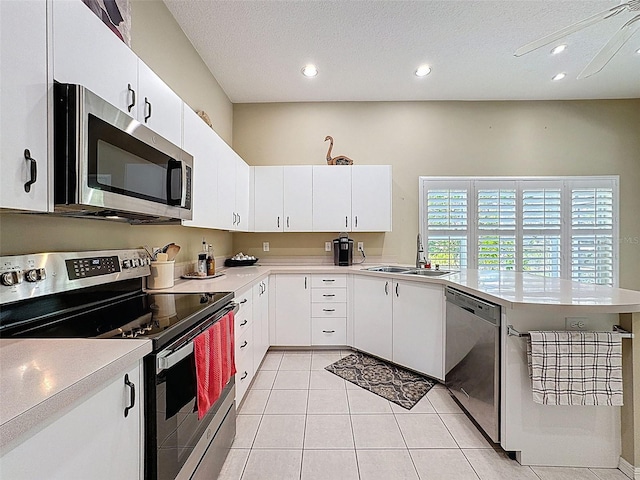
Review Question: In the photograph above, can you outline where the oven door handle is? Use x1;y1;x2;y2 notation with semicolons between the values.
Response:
156;302;239;373
157;342;194;373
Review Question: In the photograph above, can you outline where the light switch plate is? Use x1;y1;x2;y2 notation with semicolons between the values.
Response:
325;242;332;252
263;242;270;252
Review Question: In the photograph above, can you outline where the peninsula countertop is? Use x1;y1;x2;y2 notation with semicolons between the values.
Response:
0;338;151;453
153;264;640;313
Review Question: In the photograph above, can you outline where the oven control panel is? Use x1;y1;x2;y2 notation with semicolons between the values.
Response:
0;249;151;305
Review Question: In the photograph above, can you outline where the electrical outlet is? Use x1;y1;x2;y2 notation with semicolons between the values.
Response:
565;317;590;331
263;242;270;252
325;242;332;252
357;241;364;251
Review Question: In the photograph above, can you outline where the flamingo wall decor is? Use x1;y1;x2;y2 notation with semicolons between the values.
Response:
324;136;354;165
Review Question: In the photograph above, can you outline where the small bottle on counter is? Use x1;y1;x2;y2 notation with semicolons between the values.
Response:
197;238;208;276
206;244;215;276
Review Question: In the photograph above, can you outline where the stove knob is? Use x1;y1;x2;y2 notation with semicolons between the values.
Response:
1;271;22;286
122;259;132;269
25;269;38;282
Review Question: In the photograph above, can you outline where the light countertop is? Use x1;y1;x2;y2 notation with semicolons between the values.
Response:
154;264;640;313
0;338;151;454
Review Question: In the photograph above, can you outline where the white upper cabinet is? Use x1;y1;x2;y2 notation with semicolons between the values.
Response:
0;0;49;212
182;107;222;229
52;0;138;115
284;166;313;232
253;167;284;231
52;1;182;145
351;165;392;232
136;61;183;147
312;166;352;231
234;155;250;232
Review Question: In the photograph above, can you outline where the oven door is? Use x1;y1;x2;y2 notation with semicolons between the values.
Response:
54;83;192;220
145;305;237;480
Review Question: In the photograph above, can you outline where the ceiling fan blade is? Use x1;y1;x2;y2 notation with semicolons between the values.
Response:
514;4;628;56
578;14;640;79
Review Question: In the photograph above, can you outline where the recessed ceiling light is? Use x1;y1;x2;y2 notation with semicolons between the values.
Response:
552;72;566;81
301;65;318;77
551;44;567;55
415;65;431;77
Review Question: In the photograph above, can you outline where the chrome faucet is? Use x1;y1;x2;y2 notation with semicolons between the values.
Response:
416;233;426;268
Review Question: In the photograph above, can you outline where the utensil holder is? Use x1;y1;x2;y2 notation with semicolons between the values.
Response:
147;261;175;289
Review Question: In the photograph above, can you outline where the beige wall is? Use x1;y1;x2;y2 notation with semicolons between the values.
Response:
0;0;234;261
232;100;640;290
130;0;233;144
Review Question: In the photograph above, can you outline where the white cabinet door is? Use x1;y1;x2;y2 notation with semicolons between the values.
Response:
352;165;392;232
353;276;393;361
216;146;237;230
392;281;444;380
235;156;250;232
312;166;352;231
283;166;313;232
182;108;221;229
137;60;183;147
1;363;143;480
252;278;270;368
253;167;284;231
273;275;311;346
52;0;138;115
0;0;48;212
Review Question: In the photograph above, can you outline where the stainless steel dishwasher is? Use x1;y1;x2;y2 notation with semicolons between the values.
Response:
445;287;501;442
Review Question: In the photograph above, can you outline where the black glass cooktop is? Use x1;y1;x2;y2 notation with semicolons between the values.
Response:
0;279;233;350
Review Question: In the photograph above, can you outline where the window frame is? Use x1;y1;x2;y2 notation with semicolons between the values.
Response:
418;176;620;287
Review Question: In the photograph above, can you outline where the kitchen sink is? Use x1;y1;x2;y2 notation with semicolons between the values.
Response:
400;269;455;277
362;266;413;273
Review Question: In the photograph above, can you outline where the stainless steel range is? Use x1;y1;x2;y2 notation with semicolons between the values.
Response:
0;249;237;480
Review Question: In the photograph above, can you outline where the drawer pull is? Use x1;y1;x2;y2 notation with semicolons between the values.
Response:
322;279;335;282
322;308;335;312
240;340;248;348
239;298;248;304
240;319;248;326
323;294;335;297
322;330;336;334
124;374;136;418
240;371;248;380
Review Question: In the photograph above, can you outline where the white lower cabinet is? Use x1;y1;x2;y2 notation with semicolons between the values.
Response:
353;276;393;361
353;276;445;379
0;363;143;480
392;280;445;380
273;274;311;346
234;287;254;403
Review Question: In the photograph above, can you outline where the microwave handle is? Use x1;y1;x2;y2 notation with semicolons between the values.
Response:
166;159;183;206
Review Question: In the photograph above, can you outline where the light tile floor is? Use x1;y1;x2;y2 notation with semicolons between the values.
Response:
218;349;629;480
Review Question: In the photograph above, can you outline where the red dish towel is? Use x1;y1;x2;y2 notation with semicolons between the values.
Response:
194;311;236;419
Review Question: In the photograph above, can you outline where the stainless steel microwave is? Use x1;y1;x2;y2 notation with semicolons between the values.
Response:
54;83;192;223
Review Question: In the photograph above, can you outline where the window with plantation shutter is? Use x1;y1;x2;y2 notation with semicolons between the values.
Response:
419;176;618;286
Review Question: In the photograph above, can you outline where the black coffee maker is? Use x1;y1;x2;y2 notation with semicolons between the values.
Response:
333;232;353;266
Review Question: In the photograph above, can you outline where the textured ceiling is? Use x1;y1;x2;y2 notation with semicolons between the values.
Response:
164;0;640;103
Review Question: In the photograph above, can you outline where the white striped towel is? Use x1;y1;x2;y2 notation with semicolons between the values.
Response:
527;331;623;406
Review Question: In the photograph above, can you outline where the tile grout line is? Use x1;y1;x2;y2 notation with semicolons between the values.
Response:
299;356;312;480
392;401;423;480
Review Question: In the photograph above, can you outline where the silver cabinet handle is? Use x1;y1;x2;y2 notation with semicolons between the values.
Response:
345;216;348;228
287;216;290;228
385;281;389;295
395;283;399;297
277;216;280;228
240;319;248;326
322;279;335;282
323;294;335;297
323;308;335;312
24;149;37;193
322;330;336;333
240;340;248;348
355;216;358;228
304;277;307;289
144;97;152;122
237;213;241;225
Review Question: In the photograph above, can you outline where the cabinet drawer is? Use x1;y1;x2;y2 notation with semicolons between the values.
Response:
311;275;347;288
235;326;253;360
311;288;347;303
312;318;347;345
311;303;347;317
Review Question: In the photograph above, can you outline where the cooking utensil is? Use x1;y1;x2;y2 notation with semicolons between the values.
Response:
166;244;181;261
